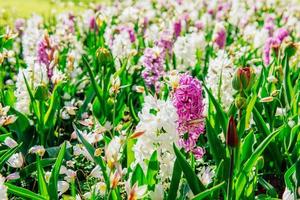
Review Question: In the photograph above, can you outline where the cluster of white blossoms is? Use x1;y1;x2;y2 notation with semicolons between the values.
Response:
21;15;43;66
133;95;178;181
205;50;235;110
174;32;206;70
15;63;49;114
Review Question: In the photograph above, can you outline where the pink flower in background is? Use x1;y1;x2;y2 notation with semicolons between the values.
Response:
37;33;56;79
173;20;182;38
173;74;205;159
156;30;173;56
213;23;227;49
141;47;165;89
263;28;289;66
274;28;289;43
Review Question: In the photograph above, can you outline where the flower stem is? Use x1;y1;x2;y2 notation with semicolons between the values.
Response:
227;147;234;200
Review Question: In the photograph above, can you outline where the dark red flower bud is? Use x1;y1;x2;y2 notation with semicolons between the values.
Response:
226;116;239;147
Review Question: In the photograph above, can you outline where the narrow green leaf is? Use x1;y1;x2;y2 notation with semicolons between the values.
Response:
48;142;66;200
243;127;282;173
203;84;228;134
192;181;225;200
173;144;205;195
0;133;12;142
131;164;146;186
206;120;225;163
167;159;182;200
6;183;47;200
37;156;49;197
146;151;159;188
245;94;257;129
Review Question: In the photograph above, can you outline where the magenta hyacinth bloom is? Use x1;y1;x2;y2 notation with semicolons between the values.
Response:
173;74;205;158
214;25;226;49
274;28;289;43
37;35;55;79
37;39;50;66
173;20;182;38
141;47;165;89
89;17;96;30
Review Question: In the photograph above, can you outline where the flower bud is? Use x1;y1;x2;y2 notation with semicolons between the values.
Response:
232;67;255;91
284;42;298;58
235;96;247;109
96;47;113;67
226;116;239;147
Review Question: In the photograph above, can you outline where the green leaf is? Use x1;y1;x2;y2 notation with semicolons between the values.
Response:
282;55;294;108
48;142;66;200
258;177;278;197
167;159;182;200
0;143;22;169
206;120;225;163
0;133;12;142
240;131;255;164
82;56;103;112
203;84;228;134
146;151;159;188
126;138;135;169
245;94;257;129
6;183;47;200
236;127;283;199
37;156;49;198
243;127;283;173
131;164;146;186
73;124;109;186
20;158;56;176
173;144;205;195
34;85;49;101
192;181;225;200
44;83;60;128
284;163;296;191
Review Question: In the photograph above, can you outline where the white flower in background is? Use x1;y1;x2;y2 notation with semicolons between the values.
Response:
118;7;139;24
3;137;17;148
15;63;49;114
93;182;106;196
205;50;235;110
198;166;215;186
125;182;147;200
253;28;269;49
90;165;103;179
105;136;123;169
29;145;45;156
133;95;178;181
149;183;164;200
282;187;300;200
144;24;160;43
0;174;7;200
109;29;134;64
58;181;69;196
7;153;24;168
51;68;65;84
174;32;205;69
6;172;20;181
22;15;43;66
73;144;93;161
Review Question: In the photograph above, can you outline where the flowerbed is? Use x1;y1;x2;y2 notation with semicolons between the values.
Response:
0;0;300;199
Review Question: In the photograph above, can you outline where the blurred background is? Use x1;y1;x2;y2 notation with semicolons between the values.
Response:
0;0;108;24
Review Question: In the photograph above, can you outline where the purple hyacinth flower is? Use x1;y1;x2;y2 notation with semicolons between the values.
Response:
141;47;165;89
173;74;205;158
